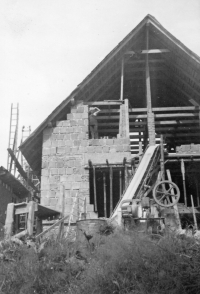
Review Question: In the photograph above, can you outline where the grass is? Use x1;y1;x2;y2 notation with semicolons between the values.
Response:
0;229;200;294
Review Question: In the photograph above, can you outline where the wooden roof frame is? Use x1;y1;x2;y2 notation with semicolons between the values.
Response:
19;14;200;175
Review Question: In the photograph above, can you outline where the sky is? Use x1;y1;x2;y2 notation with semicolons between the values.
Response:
0;0;200;168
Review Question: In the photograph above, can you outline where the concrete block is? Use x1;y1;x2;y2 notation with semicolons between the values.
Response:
51;168;58;175
87;146;95;153
73;167;82;174
84;119;88;126
57;147;65;154
50;198;58;207
42;161;48;169
57;134;65;140
50;183;58;190
64;182;72;189
106;139;114;145
82;113;88;119
65;140;73;146
43;148;51;156
41;182;50;191
80;182;89;189
41;197;50;206
49;161;56;168
60;175;67;182
81;126;89;132
67;174;75;182
116;145;123;152
71;133;79;140
74;160;82;167
74;140;81;147
78;133;86;140
43;138;51;147
57;161;64;168
41;190;48;197
52;141;58;147
81;140;88;147
60;127;67;134
67;160;75;168
77;106;85;113
59;168;65;175
123;145;130;152
50;147;56;155
71;190;79;197
65;146;71;153
95;146;103;153
56;121;63;127
57;140;65;147
53;127;60;134
41;169;49;176
102;146;110;153
49;176;60;183
72;182;81;189
110;146;117;153
70;120;78;126
67;113;73;120
63;120;71;127
75;175;82;182
77;119;84;126
65;167;73;175
65;190;71;198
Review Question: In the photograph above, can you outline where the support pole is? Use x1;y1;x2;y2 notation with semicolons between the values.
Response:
93;166;97;212
27;201;35;237
160;135;165;180
145;23;152;112
110;167;113;215
120;57;124;101
166;170;181;230
58;185;65;239
196;179;200;206
5;203;15;239
190;195;198;230
119;170;122;197
181;159;187;207
103;173;107;218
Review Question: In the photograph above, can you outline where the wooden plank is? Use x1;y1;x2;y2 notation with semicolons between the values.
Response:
191;195;198;230
152;106;198;112
125;49;170;54
27;201;35;236
84;101;123;106
120;57;124;100
181;159;187;207
93;166;97;212
103;173;107;218
110;167;113;215
124;99;130;137
35;214;70;240
58;185;65;239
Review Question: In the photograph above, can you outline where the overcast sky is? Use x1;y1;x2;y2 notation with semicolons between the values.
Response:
0;0;200;168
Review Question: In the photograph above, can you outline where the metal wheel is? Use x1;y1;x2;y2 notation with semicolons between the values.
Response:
153;180;180;207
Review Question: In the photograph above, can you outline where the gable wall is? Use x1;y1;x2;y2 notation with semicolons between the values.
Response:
40;101;131;218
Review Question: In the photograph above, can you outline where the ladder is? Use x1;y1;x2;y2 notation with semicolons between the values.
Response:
7;103;19;175
65;194;87;238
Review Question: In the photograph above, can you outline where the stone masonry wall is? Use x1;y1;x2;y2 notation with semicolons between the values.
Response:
41;101;131;219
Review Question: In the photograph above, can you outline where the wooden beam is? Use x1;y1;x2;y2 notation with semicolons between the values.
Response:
125;49;170;55
4;203;15;239
93;166;97;212
27;201;35;236
103;173;107;218
120;57;124;100
110;167;113;215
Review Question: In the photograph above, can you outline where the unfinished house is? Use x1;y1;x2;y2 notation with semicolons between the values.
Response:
19;15;200;232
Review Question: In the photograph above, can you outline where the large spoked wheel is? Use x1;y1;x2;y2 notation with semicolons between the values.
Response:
153;180;180;207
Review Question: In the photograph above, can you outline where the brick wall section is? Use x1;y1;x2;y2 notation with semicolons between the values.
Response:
41;102;131;218
147;112;156;146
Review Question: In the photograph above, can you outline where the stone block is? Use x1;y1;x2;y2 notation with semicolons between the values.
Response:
65;146;71;153
41;190;48;197
60;127;67;134
72;182;81;189
82;113;88;118
65;190;71;198
71;190;79;197
71;120;78;127
67;174;75;182
84;119;88;126
52;141;58;147
87;146;95;153
77;106;85;113
50;183;58;190
57;140;65;147
80;182;89;189
41;182;50;191
57;134;65;140
81;126;89;132
60;175;67;182
43;137;51;147
43;148;51;156
81;140;88;147
42;161;48;169
123;145;130;152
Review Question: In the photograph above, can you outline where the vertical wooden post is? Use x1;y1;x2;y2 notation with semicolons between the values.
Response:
196;179;200;206
191;195;198;230
124;99;130;137
27;201;35;236
145;23;152;112
166;170;181;230
119;170;122;197
120;57;124;101
181;159;187;207
58;185;65;238
5;203;15;239
110;167;113;215
36;217;43;236
103;172;107;218
139;141;143;163
160;135;165;180
93;166;97;212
